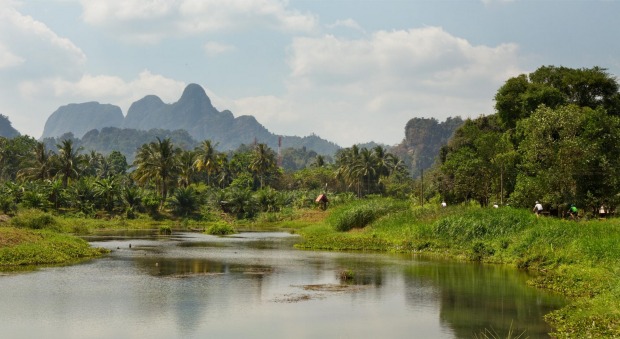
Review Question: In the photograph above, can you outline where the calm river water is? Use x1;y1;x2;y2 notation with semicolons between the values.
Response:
0;231;566;339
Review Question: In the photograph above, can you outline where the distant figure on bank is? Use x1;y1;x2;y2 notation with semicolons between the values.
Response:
441;201;447;208
316;193;329;210
533;201;543;217
567;204;578;220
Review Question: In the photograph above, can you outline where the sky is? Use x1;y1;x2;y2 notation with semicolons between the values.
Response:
1;0;619;147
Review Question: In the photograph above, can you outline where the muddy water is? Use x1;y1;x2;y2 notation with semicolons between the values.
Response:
0;231;565;338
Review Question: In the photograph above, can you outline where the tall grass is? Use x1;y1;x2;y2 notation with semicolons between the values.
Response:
326;198;407;232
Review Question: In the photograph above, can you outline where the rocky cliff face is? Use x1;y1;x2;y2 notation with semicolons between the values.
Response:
42;102;123;139
0;114;20;138
41;84;341;155
391;116;464;176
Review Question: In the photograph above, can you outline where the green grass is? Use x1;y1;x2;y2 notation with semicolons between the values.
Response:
0;227;108;267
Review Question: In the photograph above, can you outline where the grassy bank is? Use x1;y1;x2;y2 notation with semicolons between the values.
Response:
0;227;108;268
296;199;620;338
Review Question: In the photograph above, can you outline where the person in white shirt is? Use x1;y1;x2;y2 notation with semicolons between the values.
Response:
532;201;543;217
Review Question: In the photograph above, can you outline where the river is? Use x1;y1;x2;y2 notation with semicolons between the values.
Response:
0;231;566;338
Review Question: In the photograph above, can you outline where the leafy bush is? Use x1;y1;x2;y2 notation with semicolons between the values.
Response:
0;194;16;215
158;225;172;235
168;187;200;217
10;209;61;232
206;222;235;235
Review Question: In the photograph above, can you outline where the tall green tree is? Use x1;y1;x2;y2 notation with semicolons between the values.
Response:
132;137;181;205
55;139;84;188
194;140;218;186
495;66;620;129
511;105;620;212
17;142;55;181
250;143;278;189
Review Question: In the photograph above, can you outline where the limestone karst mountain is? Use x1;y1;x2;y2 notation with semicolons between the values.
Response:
0;114;20;138
41;83;340;155
42;102;123;139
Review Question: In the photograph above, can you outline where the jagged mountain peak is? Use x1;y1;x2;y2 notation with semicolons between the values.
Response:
178;83;213;110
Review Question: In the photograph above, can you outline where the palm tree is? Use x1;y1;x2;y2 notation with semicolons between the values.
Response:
178;150;197;188
351;148;377;195
250;143;277;189
194;140;219;186
336;145;362;196
94;176;120;213
215;153;232;188
55;139;83;188
132;137;181;206
17;142;54;181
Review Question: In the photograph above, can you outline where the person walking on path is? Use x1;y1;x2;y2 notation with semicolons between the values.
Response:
533;201;543;217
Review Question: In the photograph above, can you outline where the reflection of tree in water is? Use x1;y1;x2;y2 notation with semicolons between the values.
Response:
133;257;270;337
403;262;566;338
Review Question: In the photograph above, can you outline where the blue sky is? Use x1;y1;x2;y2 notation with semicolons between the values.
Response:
1;0;619;147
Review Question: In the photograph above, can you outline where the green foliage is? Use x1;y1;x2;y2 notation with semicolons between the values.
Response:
0;193;16;214
437;66;620;213
168;186;200;217
206;221;235;235
0;228;107;267
158;225;172;235
327;198;405;232
10;209;61;232
433;208;533;242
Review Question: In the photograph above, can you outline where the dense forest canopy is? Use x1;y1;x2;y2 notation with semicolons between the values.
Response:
436;65;620;215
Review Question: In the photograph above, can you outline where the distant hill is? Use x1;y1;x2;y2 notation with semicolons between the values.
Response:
42;83;340;155
42;102;123;139
0;114;20;138
391;117;464;177
42;128;199;165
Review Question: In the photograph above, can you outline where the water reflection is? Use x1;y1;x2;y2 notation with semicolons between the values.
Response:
403;258;564;337
0;231;565;339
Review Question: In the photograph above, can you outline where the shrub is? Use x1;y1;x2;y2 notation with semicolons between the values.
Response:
206;222;235;235
10;209;60;231
168;187;200;217
158;225;172;235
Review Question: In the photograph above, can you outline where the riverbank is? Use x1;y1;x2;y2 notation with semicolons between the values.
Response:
1;201;618;337
0;227;108;268
294;199;620;338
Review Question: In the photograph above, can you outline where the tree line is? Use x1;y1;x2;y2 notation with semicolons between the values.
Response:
0;134;410;219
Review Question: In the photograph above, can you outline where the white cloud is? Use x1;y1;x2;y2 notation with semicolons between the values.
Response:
0;5;86;77
203;41;235;56
327;18;364;32
34;70;186;111
230;27;524;146
78;0;317;42
0;43;24;69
